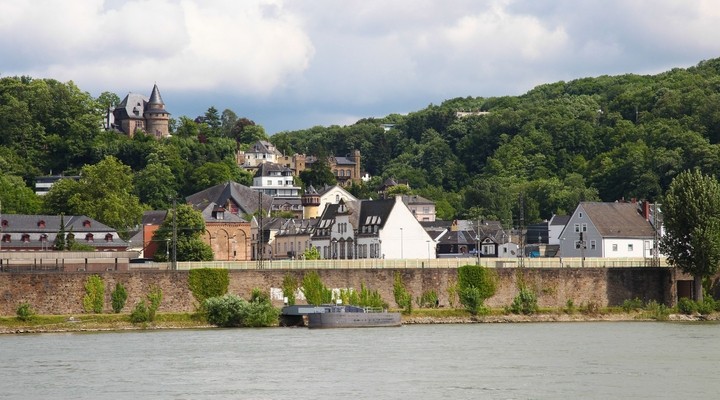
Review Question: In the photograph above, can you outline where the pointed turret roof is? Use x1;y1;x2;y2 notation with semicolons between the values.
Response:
148;84;164;105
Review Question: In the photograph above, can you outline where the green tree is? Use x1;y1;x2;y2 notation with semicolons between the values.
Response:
457;264;497;315
0;174;41;214
110;282;128;313
133;157;178;209
152;204;213;262
660;169;720;302
301;271;332;305
68;156;145;237
82;275;105;313
299;156;336;188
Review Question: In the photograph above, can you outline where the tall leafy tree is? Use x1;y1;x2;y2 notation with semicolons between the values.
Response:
0;174;42;214
661;169;720;302
152;204;213;262
68;156;145;237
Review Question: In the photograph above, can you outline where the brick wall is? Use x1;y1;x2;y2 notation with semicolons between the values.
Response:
0;267;676;316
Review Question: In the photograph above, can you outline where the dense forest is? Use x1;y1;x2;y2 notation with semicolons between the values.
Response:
2;58;720;233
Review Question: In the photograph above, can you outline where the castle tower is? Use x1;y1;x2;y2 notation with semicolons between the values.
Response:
144;84;170;138
302;185;321;219
351;149;361;182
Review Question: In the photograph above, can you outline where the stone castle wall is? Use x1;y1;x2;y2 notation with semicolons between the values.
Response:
0;268;676;316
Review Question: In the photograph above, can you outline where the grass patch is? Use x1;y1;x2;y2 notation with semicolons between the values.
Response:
0;312;209;332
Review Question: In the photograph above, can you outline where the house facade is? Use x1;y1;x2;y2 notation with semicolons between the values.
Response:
0;214;127;252
310;196;435;260
402;195;436;222
558;202;660;258
185;181;274;261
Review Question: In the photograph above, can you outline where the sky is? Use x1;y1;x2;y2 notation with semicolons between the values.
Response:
2;0;720;135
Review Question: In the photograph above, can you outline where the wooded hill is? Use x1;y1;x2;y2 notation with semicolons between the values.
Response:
1;58;720;230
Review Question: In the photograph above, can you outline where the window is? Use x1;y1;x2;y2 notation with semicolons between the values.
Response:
574;224;580;232
575;240;581;249
37;220;46;228
590;240;596;250
582;223;587;232
1;234;10;243
579;212;583;218
628;244;634;252
423;207;430;214
266;180;272;185
85;234;94;242
83;220;92;228
105;234;114;242
40;234;48;242
21;234;30;243
612;244;618;251
482;244;495;255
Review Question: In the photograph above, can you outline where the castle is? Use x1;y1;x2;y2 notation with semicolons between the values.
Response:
108;84;170;138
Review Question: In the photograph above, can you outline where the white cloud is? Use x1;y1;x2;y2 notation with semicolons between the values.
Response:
0;0;314;95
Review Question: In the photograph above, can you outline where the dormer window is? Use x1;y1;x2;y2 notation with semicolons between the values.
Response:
1;234;10;243
40;234;48;242
85;233;94;242
83;220;92;228
105;234;113;242
1;220;7;228
21;234;30;243
37;220;46;228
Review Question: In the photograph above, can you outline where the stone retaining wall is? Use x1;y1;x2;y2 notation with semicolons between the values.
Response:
0;267;676;316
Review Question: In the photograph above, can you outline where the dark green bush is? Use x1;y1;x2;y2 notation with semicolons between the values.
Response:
416;290;439;308
510;287;539;315
697;298;716;315
457;265;497;315
677;297;696;314
16;302;35;321
130;301;149;323
204;292;279;327
621;297;644;312
147;285;163;322
111;283;128;313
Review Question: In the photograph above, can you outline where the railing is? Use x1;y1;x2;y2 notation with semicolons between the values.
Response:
165;257;669;271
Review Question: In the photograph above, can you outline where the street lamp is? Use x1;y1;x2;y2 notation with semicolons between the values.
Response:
426;240;430;260
400;228;404;259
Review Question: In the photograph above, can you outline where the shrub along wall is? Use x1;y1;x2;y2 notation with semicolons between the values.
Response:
0;267;676;316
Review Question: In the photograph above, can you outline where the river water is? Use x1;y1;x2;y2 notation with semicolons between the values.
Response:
1;322;718;399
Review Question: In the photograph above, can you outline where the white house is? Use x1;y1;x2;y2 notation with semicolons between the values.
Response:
250;162;301;198
310;196;435;260
558;202;660;258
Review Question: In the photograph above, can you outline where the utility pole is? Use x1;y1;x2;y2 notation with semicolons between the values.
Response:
172;198;177;271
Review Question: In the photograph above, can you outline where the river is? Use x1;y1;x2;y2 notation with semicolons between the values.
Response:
1;322;718;399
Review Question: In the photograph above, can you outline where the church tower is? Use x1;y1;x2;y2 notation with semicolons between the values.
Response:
144;84;170;138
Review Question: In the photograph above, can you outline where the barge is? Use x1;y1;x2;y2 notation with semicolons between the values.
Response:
281;304;401;329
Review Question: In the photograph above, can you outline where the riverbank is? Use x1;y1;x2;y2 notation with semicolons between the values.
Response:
2;310;718;334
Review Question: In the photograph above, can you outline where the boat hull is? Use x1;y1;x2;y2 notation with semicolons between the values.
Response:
307;312;401;329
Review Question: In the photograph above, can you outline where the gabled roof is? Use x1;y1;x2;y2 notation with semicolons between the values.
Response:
254;162;292;177
358;198;394;229
549;214;570;226
114;93;148;120
249;140;282;156
1;214;116;233
402;195;434;206
186;181;273;217
333;156;356;165
580;202;656;238
142;210;168;225
437;229;476;246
